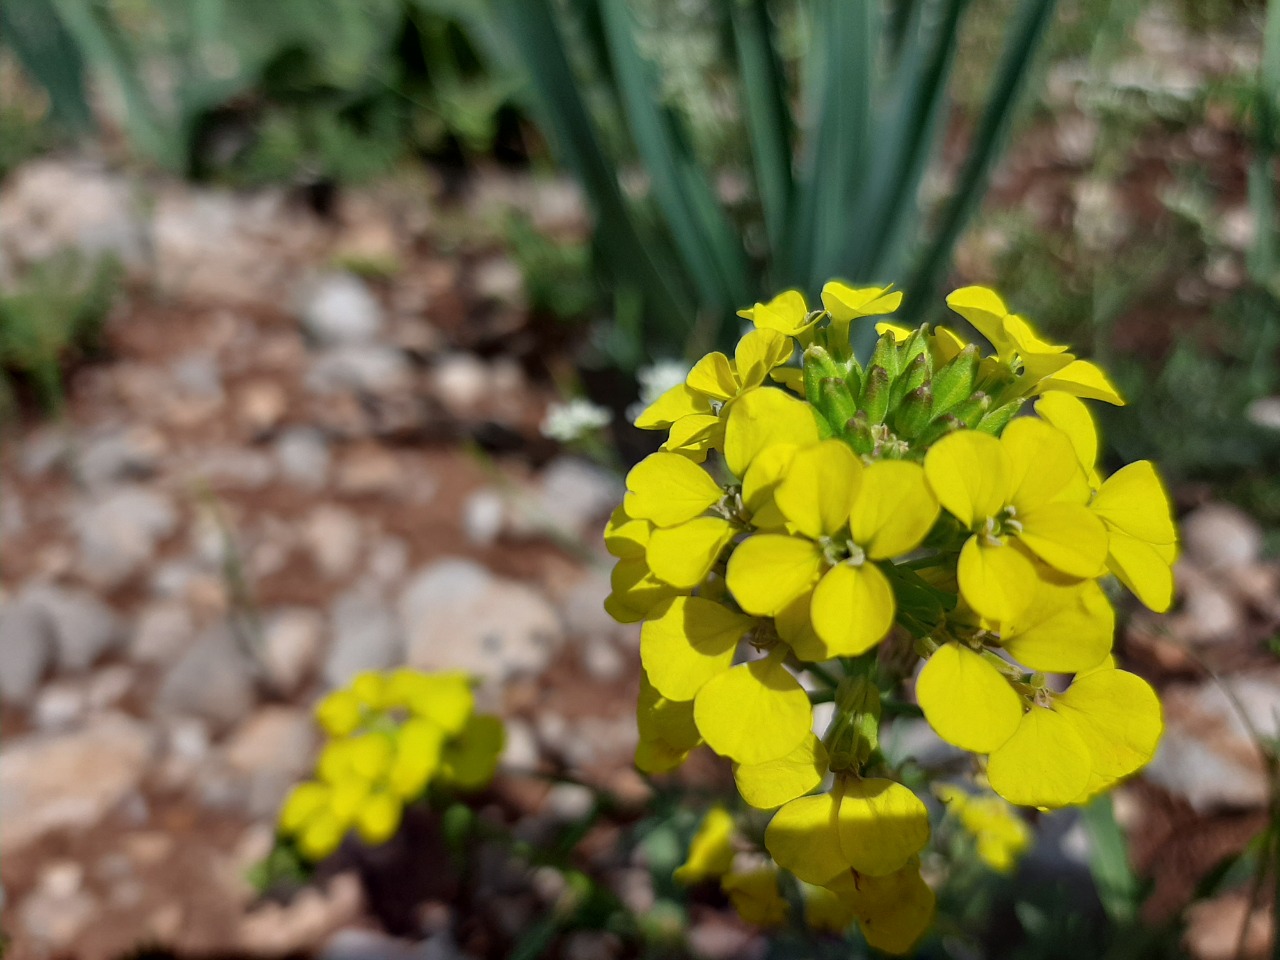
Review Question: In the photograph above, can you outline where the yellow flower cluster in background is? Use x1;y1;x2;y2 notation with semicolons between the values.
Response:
607;281;1176;952
278;669;504;861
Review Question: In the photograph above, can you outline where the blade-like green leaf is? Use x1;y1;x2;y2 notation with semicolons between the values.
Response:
1080;794;1140;927
494;0;692;353
599;0;750;314
729;0;794;267
0;0;93;131
903;0;1058;317
1247;0;1280;286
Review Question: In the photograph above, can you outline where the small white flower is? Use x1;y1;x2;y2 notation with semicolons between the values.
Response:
541;398;613;442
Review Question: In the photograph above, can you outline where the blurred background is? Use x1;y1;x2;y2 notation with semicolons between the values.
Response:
0;0;1277;958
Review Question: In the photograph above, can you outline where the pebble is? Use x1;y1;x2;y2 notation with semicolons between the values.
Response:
323;588;404;687
237;380;289;435
33;682;86;730
431;354;488;416
23;583;126;672
399;559;564;685
275;427;332;488
218;707;318;818
544;783;595;822
1173;564;1246;642
516;457;622;539
304;504;364;579
500;718;540;772
73;486;178;587
130;601;196;664
306;344;412;395
1184;891;1274;960
19;886;99;951
0;713;155;855
1181;503;1263;571
156;624;259;733
77;425;165;489
300;272;385;346
0;599;55;705
463;489;506;546
334;446;408;498
237;873;364;955
262;607;325;694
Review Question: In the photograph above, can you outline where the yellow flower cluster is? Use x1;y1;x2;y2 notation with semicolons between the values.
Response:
278;669;504;861
606;281;1176;951
936;785;1031;874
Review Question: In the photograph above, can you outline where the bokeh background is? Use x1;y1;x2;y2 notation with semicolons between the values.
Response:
0;0;1277;958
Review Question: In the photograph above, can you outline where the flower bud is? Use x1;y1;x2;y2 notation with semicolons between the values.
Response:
894;384;934;439
931;343;980;416
861;365;892;423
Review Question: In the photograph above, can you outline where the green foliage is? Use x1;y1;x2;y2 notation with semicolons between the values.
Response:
0;252;120;416
505;215;599;322
0;0;521;183
494;0;1061;367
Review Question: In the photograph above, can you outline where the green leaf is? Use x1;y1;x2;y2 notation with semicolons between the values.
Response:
1079;794;1140;926
0;0;92;131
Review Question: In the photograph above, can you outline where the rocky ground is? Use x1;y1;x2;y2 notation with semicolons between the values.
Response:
0;155;1277;960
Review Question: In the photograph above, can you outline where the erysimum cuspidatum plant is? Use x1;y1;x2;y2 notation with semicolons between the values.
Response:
605;282;1175;953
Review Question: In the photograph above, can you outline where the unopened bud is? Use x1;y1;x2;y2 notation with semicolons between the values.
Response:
894;383;933;439
861;365;892;423
931;343;980;416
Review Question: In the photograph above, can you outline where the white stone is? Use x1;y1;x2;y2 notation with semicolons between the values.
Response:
156;625;259;733
1181;503;1263;571
304;504;364;579
323;589;403;687
275;428;332;488
0;599;55;705
262;608;325;695
130;601;196;664
73;486;178;587
306;344;411;395
23;584;125;672
300;272;385;346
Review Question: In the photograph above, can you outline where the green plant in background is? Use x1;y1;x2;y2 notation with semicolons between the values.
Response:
495;0;1059;368
0;252;120;416
0;0;522;184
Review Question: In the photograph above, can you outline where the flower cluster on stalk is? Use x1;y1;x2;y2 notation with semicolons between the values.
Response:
277;669;504;861
606;282;1175;951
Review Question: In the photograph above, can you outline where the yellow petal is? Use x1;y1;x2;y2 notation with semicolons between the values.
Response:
1017;501;1109;578
924;430;1012;527
605;556;680;623
662;413;724;461
1056;668;1162;793
634;382;712;429
624;452;722;527
1002;313;1070;358
740;289;811;335
775;587;829;662
389;717;445;797
734;734;829;810
348;732;395;781
724;386;820;478
636;672;700;773
945;286;1013;356
1091;460;1177;546
723;868;790;927
821;281;903;322
1034;393;1099;475
726;534;824;616
1002;417;1091;508
673;806;736;884
440;714;504;789
916;643;1022;753
604;505;649;559
810;562;896;656
804;881;859;934
280;781;329;834
765;793;849;885
297;808;346;861
646;517;737;589
355;790;402;845
1105;530;1176;612
735;327;794;388
849;460;939;558
855;866;936;955
741;443;798;528
315;689;363;737
987;707;1091;808
1000;579;1113;673
837;778;931;877
387;670;473;734
776;440;863;539
640;596;752;702
957;537;1038;622
686;351;738;401
694;656;811;765
1035;359;1126;405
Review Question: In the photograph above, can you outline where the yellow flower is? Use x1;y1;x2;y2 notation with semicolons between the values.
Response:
738;289;817;339
936;785;1031;873
439;713;504;789
821;281;904;346
384;669;473;735
1034;394;1179;612
315;688;363;737
917;652;1163;808
635;671;701;773
923;418;1108;622
946;286;1125;405
727;441;937;659
733;734;829;810
673;806;736;884
722;867;790;927
765;777;930;884
602;506;682;623
826;860;936;954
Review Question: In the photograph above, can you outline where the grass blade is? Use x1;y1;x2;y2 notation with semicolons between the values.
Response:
1080;794;1140;927
903;0;1058;318
1247;0;1280;287
729;0;794;268
494;0;693;354
599;0;750;314
0;0;93;131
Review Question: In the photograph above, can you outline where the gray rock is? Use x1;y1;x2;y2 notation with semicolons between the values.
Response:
0;599;55;705
0;713;155;855
275;428;332;488
322;929;463;960
183;447;276;489
303;505;363;579
430;354;488;416
33;683;86;730
20;427;72;477
1144;672;1280;811
473;255;524;306
130;601;195;664
262;608;325;695
216;707;318;818
73;486;178;587
300;272;384;346
23;584;125;672
18;885;99;952
1181;503;1263;571
544;783;594;822
156;625;259;733
306;344;412;395
0;159;148;270
462;489;505;546
77;426;165;489
399;559;563;685
500;719;540;772
323;589;403;687
525;457;622;538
